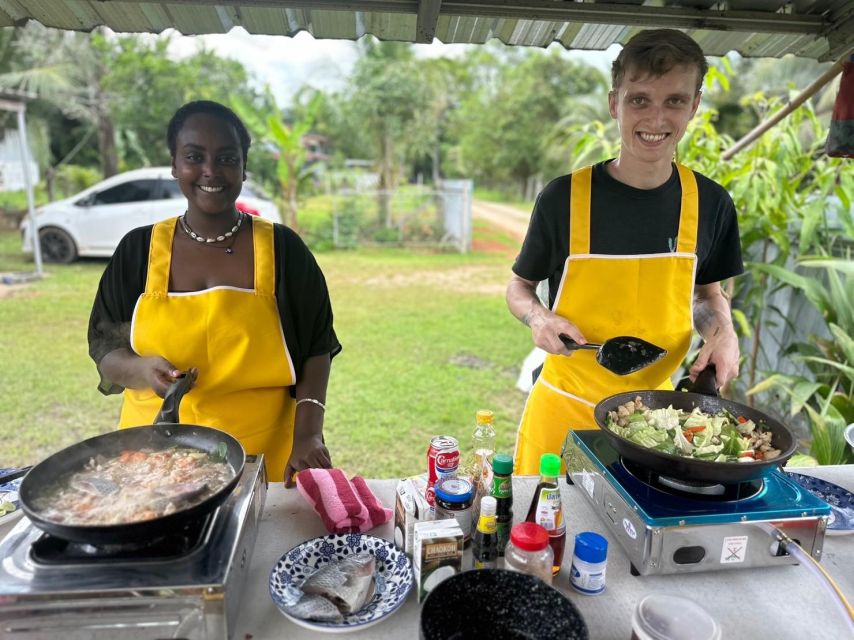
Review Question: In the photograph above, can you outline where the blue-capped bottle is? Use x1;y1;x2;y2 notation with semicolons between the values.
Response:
569;531;608;595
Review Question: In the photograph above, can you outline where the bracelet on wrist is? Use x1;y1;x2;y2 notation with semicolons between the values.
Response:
296;397;326;411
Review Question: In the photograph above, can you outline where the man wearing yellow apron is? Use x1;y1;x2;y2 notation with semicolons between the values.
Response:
507;30;743;474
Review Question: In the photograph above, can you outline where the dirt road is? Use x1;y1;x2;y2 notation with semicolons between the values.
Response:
472;199;530;242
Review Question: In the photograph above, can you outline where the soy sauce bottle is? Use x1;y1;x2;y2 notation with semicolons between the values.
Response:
472;496;498;570
525;453;566;576
491;453;514;556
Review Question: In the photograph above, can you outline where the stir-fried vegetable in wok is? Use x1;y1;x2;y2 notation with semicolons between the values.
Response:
606;396;782;463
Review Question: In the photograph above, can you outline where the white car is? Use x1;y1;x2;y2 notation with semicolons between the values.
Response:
21;166;282;263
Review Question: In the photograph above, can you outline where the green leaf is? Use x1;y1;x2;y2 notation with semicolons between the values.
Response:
747;372;791;396
799;356;854;380
828;323;854;366
799;258;854;276
790;380;823;415
788;453;818;467
731;308;752;338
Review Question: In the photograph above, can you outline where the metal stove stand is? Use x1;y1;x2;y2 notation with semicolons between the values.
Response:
565;432;830;576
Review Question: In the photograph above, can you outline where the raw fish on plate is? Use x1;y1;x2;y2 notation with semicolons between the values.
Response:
278;584;344;622
302;552;376;615
269;533;413;633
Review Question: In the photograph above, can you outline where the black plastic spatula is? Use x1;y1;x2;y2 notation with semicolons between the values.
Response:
559;334;667;375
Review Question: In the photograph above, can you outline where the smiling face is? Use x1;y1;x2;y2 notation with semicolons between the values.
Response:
608;64;702;177
171;112;245;218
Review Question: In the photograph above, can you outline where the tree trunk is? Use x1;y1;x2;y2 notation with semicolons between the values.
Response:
45;166;55;202
432;142;441;187
97;114;118;178
287;190;298;231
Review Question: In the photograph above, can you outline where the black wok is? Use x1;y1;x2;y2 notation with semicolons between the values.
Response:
593;366;798;484
421;569;588;640
19;372;246;544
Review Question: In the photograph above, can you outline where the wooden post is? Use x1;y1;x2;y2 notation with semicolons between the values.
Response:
721;50;853;161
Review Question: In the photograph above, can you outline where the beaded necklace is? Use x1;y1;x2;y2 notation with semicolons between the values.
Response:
179;211;245;254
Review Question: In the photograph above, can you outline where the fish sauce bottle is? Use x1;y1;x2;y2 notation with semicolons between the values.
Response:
525;453;566;576
467;409;496;525
490;453;514;556
471;496;499;570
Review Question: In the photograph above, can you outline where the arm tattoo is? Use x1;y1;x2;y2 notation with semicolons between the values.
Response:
694;300;726;340
521;313;531;327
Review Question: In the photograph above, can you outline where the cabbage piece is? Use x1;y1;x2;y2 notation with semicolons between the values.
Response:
720;425;746;456
608;424;631;440
693;426;715;448
672;426;694;454
736;418;756;435
625;427;669;449
694;443;724;456
653;441;679;455
709;415;727;437
683;409;711;430
627;412;649;428
646;407;681;431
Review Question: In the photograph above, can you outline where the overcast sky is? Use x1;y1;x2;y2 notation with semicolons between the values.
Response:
165;27;617;106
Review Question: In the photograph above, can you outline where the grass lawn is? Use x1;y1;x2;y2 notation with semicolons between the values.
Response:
0;226;532;478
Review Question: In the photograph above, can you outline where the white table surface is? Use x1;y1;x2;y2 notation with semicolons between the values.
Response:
234;465;854;640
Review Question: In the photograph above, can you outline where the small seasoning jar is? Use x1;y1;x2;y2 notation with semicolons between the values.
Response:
504;522;553;584
434;476;474;546
569;531;608;595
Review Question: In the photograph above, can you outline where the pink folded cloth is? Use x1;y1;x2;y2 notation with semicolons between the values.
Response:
296;468;393;534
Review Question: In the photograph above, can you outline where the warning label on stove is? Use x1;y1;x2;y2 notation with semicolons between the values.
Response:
720;535;749;563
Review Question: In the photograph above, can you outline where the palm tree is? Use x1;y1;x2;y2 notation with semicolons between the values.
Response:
0;23;119;182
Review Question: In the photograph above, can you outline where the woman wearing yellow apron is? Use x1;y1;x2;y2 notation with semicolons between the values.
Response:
88;101;340;485
507;30;744;475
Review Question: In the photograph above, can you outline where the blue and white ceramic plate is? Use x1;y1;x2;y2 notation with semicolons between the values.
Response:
270;534;413;634
0;470;23;526
787;472;854;536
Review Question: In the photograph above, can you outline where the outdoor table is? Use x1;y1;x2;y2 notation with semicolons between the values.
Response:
237;465;854;640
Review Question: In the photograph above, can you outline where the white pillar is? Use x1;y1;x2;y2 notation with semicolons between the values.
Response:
16;107;42;276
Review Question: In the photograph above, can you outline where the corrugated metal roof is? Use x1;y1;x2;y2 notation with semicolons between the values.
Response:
2;1;852;61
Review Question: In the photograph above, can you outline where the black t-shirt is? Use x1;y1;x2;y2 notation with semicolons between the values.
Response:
513;161;744;307
88;220;341;395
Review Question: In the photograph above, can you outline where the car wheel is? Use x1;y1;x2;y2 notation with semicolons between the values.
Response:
39;227;78;264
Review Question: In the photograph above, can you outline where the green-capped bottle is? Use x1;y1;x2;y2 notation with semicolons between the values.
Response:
525;453;566;576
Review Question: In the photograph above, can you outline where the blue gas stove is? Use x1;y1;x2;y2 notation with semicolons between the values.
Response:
564;430;831;576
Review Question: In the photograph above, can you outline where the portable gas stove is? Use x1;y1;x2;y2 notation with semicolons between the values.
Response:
0;455;267;640
564;431;831;576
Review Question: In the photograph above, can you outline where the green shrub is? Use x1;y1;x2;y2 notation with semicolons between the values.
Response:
54;165;101;197
298;195;335;251
372;226;402;244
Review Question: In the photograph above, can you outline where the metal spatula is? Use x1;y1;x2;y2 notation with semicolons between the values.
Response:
559;334;667;376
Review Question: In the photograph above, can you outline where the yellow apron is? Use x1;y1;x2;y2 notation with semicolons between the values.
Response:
119;216;297;481
514;164;699;474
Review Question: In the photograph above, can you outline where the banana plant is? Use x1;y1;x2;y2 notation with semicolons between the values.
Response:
748;256;854;464
231;90;322;229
